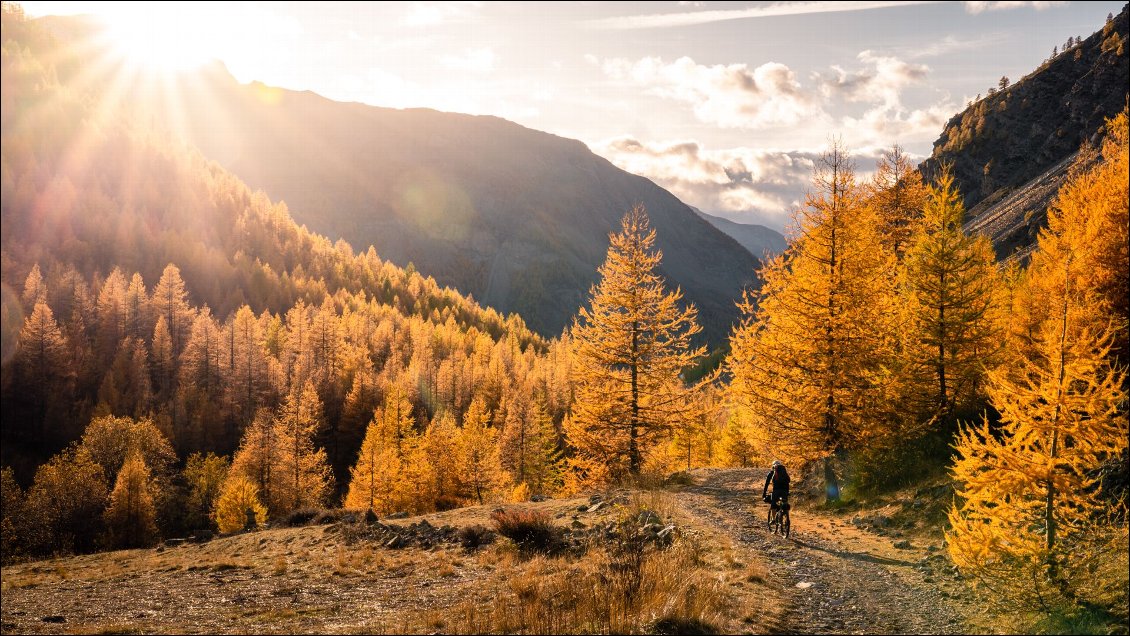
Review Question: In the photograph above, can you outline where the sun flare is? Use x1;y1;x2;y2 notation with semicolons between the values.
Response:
104;13;213;72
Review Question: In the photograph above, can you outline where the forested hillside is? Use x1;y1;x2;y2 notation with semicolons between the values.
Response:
0;6;562;493
65;49;760;344
921;5;1129;258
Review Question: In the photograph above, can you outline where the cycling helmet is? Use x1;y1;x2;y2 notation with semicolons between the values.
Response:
772;459;783;468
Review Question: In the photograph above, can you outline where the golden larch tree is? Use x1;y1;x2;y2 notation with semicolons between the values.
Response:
229;409;281;513
868;145;928;257
948;116;1130;608
566;205;704;481
900;168;1002;423
272;381;333;513
345;409;403;513
213;474;267;534
728;141;896;501
103;452;158;549
183;452;229;533
425;411;462;509
459;396;505;504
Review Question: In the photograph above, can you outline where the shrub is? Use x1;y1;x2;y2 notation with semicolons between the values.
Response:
458;524;496;551
285;508;320;527
490;508;562;555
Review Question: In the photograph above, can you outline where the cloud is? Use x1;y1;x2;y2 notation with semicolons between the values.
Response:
440;48;496;73
593;137;928;231
586;1;942;30
817;51;929;111
840;103;954;145
592;138;820;229
905;32;1008;58
962;1;1065;14
601;56;825;129
400;1;481;27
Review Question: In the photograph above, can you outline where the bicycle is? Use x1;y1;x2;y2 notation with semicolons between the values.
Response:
764;495;791;538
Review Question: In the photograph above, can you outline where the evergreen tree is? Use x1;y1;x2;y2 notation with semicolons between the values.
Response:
566;205;704;481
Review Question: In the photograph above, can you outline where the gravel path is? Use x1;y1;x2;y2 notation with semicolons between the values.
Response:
681;469;969;635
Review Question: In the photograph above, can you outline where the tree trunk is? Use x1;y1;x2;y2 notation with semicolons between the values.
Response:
629;320;640;475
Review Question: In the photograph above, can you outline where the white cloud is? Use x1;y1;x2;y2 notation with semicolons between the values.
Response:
400;1;481;27
586;1;943;30
593;137;929;231
601;56;826;129
906;32;1008;58
817;51;929;111
440;48;496;73
963;1;1065;14
592;138;827;229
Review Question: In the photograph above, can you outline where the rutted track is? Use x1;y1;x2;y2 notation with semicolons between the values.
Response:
679;469;967;635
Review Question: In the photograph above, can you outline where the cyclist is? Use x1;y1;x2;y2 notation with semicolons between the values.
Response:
762;459;790;514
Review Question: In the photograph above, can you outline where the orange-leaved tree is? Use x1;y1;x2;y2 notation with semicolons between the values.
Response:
948;112;1130;613
728;141;896;501
566;205;704;483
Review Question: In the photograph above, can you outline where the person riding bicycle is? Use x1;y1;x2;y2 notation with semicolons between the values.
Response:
762;459;790;510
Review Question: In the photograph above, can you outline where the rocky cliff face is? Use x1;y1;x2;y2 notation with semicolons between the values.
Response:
920;5;1128;259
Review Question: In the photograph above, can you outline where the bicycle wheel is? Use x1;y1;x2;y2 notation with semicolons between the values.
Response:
767;506;774;532
782;511;791;538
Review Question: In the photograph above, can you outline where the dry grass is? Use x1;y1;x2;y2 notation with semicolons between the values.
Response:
396;492;731;635
2;484;780;634
409;536;728;634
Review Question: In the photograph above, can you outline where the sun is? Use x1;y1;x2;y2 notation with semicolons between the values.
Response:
98;4;221;72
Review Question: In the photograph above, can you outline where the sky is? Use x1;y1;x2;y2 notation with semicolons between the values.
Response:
21;0;1127;230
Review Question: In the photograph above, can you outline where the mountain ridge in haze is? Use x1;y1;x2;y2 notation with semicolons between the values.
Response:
124;63;759;345
692;209;786;262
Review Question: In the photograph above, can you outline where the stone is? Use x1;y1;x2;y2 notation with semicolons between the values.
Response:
656;525;677;540
636;509;661;526
387;511;409;520
894;540;912;549
572;519;586;529
589;494;603;505
531;494;547;502
40;616;66;623
587;501;605;513
386;535;408;549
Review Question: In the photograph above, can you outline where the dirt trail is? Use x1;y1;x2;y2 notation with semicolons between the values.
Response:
679;469;968;634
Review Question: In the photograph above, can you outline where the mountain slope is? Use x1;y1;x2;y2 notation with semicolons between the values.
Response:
693;209;786;261
0;7;550;468
124;65;757;345
920;4;1128;258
